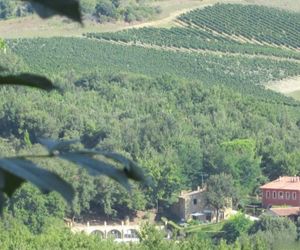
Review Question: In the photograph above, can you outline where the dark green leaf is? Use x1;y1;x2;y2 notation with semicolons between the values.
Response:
39;138;79;154
0;158;74;203
72;149;151;185
101;152;147;182
0;66;7;72
0;192;4;214
0;169;24;197
123;162;148;182
60;153;131;191
0;73;57;91
25;0;82;23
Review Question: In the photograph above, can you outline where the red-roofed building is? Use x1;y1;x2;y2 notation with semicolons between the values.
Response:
260;176;300;208
267;207;300;222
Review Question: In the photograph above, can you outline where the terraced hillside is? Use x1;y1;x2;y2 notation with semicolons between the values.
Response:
7;4;300;105
87;4;300;56
86;26;300;60
178;4;300;50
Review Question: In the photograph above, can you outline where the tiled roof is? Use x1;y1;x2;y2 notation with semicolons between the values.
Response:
260;176;300;191
269;207;300;216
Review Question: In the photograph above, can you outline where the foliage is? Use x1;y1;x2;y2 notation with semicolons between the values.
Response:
221;213;253;243
0;213;295;250
138;222;170;250
0;0;149;213
205;174;236;222
0;0;15;19
0;136;147;212
7;183;66;233
247;215;298;249
249;214;297;235
0;0;158;23
216;139;263;195
1;66;300;216
0;38;5;50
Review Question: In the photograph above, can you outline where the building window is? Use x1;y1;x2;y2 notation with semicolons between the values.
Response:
285;192;290;200
266;191;270;199
292;192;297;200
278;191;284;199
273;191;277;199
193;199;197;205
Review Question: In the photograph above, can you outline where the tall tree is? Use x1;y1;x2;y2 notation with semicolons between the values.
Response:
205;173;235;222
217;139;262;195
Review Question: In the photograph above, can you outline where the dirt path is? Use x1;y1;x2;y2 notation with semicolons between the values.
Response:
129;0;247;29
0;0;206;38
0;0;246;38
129;1;216;29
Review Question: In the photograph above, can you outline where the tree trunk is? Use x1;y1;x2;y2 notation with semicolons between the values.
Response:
216;208;219;223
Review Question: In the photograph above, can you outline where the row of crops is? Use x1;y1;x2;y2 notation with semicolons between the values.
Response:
8;37;300;105
178;4;300;50
86;26;300;60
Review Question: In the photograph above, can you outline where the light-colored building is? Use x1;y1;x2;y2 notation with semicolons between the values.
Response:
171;187;232;222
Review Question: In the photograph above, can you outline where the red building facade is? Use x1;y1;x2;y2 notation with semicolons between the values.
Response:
260;176;300;208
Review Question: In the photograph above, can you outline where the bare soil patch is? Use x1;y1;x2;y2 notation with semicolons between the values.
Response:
245;0;300;12
266;76;300;94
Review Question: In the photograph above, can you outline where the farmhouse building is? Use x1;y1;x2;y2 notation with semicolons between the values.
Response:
266;207;300;222
260;176;300;208
170;187;232;222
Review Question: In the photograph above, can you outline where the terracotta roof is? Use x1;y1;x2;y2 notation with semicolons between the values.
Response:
260;176;300;191
269;207;300;217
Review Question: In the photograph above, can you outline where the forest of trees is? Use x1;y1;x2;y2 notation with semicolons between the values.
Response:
1;46;300;221
1;1;300;249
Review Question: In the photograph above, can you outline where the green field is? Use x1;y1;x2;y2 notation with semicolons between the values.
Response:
288;90;300;100
86;26;300;60
8;36;300;106
178;4;300;50
86;4;300;58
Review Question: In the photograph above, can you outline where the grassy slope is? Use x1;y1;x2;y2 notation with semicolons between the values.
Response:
288;90;300;101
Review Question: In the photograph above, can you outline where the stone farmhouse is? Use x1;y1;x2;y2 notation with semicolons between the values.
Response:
170;187;232;222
